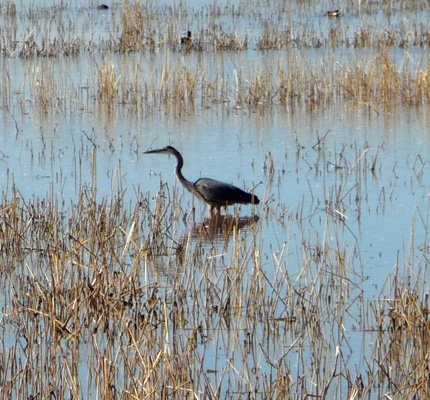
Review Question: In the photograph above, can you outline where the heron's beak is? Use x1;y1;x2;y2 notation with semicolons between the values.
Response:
144;147;166;155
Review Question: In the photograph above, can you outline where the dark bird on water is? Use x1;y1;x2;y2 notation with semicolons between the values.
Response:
181;31;192;45
327;10;340;17
145;146;260;214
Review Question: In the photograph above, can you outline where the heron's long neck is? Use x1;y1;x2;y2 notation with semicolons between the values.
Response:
174;152;195;193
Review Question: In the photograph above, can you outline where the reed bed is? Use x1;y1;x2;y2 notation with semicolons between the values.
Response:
1;0;430;117
12;49;430;119
0;144;429;398
0;0;430;398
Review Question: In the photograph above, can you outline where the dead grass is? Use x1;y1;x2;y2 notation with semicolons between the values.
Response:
1;2;430;395
0;145;429;398
97;62;118;114
18;48;430;117
2;0;430;116
119;2;147;53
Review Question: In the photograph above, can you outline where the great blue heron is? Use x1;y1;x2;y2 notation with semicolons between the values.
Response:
145;146;260;214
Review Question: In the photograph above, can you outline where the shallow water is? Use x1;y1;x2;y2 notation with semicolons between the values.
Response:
1;0;430;398
3;95;430;397
4;105;430;289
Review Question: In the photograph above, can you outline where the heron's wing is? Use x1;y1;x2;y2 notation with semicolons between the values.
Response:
194;178;256;205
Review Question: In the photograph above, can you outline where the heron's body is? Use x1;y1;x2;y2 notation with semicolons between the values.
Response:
193;177;258;209
145;146;260;214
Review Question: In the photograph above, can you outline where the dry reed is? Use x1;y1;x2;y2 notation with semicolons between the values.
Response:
0;145;428;398
0;1;430;397
2;0;430;117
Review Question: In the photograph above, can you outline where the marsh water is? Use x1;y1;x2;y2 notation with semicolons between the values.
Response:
4;98;430;288
1;0;430;398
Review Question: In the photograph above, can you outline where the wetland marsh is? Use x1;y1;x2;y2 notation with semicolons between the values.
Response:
0;0;430;398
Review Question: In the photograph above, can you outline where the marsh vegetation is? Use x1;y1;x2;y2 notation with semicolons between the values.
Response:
0;0;430;399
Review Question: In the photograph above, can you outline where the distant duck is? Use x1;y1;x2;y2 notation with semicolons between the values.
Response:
327;10;340;17
97;4;109;9
181;31;192;45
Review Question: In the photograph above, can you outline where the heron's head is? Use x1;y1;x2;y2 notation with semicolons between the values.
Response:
144;145;178;156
